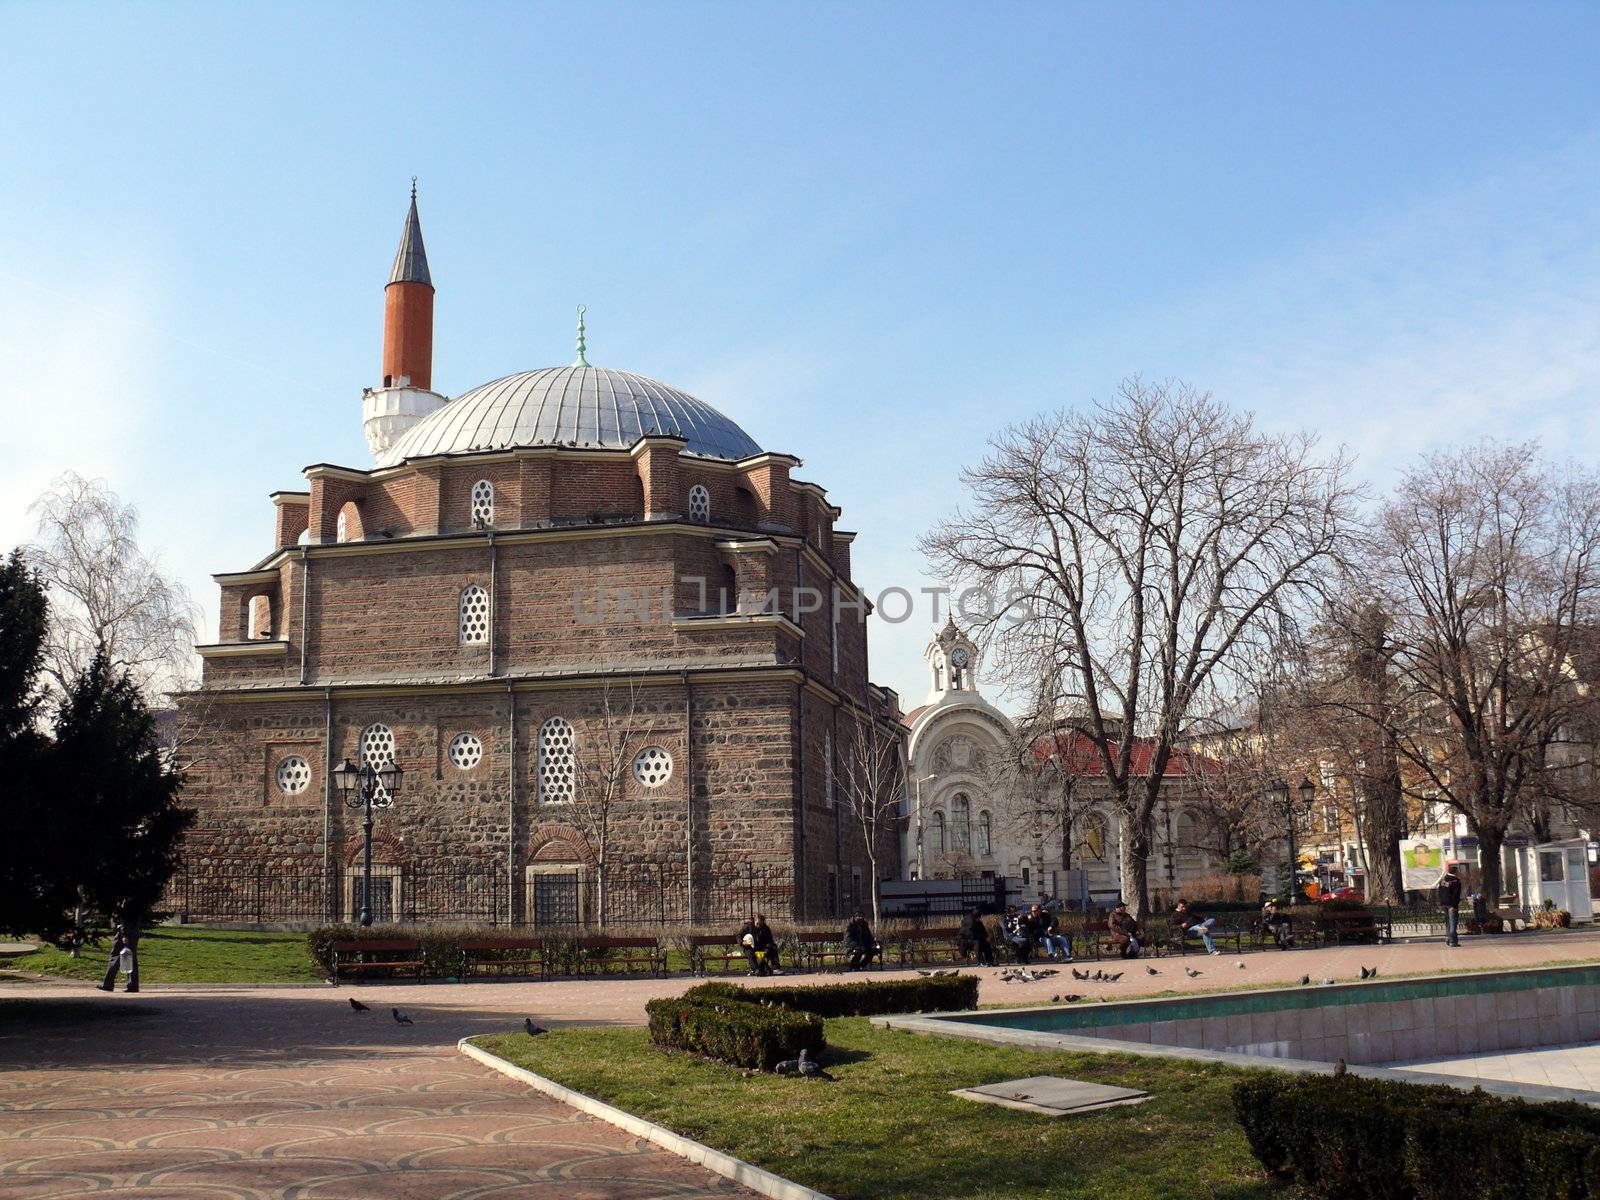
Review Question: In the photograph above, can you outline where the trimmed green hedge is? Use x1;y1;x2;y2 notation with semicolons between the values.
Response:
688;973;980;1017
646;993;823;1071
1234;1073;1600;1199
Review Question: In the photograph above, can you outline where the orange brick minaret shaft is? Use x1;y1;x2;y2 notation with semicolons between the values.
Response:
382;185;434;390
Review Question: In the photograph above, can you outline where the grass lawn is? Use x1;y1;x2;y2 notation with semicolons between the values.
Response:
7;926;323;985
473;1019;1282;1200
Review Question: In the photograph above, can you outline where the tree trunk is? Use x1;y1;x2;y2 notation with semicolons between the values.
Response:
1359;761;1406;904
1118;812;1151;918
1475;820;1508;910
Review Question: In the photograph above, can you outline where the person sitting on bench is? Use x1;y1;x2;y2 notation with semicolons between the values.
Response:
1261;898;1294;948
1002;907;1035;964
738;913;782;976
1032;904;1073;961
1175;898;1220;955
843;911;880;970
959;907;997;966
1109;900;1143;959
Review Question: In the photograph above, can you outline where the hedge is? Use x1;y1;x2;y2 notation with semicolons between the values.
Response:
1234;1072;1600;1200
688;973;980;1017
646;993;824;1071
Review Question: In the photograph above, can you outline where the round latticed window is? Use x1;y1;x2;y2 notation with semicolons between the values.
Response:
471;479;495;526
460;584;490;644
632;746;673;788
275;756;311;795
538;717;575;804
448;732;483;771
361;723;396;807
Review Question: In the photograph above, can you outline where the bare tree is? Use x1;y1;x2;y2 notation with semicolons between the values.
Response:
1364;442;1600;903
28;474;197;700
570;679;646;926
923;379;1357;916
836;703;905;925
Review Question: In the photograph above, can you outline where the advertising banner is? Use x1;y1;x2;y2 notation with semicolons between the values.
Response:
1399;837;1446;891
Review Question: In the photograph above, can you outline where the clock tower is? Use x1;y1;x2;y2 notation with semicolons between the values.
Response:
926;616;981;704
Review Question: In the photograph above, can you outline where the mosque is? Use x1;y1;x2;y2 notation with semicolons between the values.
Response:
178;192;904;926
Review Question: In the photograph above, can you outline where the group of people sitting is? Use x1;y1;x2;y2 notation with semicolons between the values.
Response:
736;894;1259;976
735;911;882;976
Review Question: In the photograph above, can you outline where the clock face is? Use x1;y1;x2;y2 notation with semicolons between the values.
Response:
950;647;970;668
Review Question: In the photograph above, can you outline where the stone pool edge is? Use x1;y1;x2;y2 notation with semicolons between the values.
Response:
878;1007;1600;1108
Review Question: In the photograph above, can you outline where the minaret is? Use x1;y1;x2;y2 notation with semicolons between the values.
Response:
363;181;447;460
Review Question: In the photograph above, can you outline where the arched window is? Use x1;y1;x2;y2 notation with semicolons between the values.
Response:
459;584;490;644
977;810;992;857
952;793;971;851
360;723;396;806
247;594;273;640
336;510;348;543
1080;812;1109;861
687;484;710;523
538;716;575;804
930;811;946;853
471;480;495;527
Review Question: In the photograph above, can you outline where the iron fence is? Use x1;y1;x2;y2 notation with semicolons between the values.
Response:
164;857;801;929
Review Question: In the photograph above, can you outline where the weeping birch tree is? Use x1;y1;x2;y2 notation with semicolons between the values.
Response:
922;378;1356;916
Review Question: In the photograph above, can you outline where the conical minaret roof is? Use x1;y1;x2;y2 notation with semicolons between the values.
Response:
388;187;432;287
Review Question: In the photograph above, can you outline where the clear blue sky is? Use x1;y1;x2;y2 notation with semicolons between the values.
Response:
3;2;1599;706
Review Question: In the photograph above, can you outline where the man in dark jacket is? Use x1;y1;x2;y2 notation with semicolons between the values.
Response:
1109;901;1143;959
1437;868;1463;946
1033;904;1073;961
959;908;997;966
843;911;880;970
738;913;782;975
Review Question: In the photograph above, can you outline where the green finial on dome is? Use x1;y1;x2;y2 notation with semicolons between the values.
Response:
573;304;590;367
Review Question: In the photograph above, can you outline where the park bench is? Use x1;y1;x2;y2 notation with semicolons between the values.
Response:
1082;919;1167;961
794;931;882;971
1314;909;1381;945
573;935;666;976
330;938;425;984
689;933;748;974
1170;919;1245;956
893;926;965;966
458;936;546;979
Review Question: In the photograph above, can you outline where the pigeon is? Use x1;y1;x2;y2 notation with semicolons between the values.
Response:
1092;969;1105;982
1299;975;1312;986
392;1008;414;1025
933;969;960;977
348;997;370;1012
1033;968;1059;979
1062;993;1082;1002
524;1018;547;1037
1236;961;1247;970
1360;966;1378;980
1052;994;1060;1003
1333;1057;1348;1078
1322;978;1336;986
916;969;934;977
796;1049;832;1079
1104;972;1123;982
1185;967;1202;978
1146;966;1160;976
1071;968;1088;981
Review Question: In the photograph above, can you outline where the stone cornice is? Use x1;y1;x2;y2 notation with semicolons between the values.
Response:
672;611;804;639
211;569;282;586
197;640;292;659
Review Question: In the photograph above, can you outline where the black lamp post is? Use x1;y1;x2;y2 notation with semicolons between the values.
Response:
1269;776;1317;900
334;757;403;927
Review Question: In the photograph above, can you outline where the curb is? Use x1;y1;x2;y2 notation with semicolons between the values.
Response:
458;1038;832;1200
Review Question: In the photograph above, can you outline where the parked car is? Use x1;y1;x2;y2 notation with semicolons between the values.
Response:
1318;887;1362;902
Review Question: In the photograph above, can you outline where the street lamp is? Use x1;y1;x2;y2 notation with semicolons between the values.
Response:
1268;778;1293;899
334;757;404;927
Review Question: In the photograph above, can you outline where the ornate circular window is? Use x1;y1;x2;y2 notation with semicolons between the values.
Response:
276;756;311;795
632;746;673;788
447;732;483;771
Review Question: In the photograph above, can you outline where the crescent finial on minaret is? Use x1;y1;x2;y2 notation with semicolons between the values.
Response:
573;304;590;367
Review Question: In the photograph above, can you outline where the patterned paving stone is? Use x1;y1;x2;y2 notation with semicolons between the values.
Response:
0;986;751;1200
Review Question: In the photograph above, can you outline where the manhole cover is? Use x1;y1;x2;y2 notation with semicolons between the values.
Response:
952;1075;1150;1117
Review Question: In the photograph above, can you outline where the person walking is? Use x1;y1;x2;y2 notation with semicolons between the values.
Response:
1437;867;1463;947
1175;899;1220;955
97;923;139;993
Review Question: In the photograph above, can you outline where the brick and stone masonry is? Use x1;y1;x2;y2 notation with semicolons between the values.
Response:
178;193;904;926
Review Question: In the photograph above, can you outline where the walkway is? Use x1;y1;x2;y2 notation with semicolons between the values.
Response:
3;928;1598;1198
